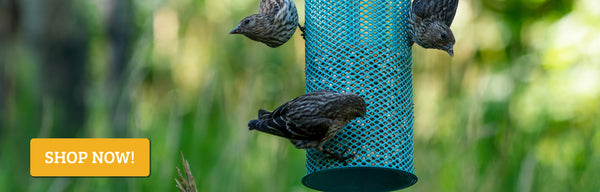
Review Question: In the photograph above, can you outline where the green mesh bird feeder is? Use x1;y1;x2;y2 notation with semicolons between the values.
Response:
302;0;418;191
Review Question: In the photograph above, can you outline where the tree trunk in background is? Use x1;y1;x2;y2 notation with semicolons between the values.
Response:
0;0;20;129
22;0;89;137
107;2;137;190
108;0;135;137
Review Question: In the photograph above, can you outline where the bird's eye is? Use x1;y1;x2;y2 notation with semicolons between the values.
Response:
441;33;447;39
244;19;250;24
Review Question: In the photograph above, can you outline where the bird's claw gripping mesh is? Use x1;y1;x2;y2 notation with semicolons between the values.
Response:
302;0;417;191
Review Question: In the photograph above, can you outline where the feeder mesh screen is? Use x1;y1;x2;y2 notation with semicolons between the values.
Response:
304;0;415;175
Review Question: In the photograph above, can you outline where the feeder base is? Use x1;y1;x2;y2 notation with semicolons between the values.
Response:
302;167;417;192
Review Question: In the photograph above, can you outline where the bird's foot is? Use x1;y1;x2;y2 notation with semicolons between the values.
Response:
298;23;305;40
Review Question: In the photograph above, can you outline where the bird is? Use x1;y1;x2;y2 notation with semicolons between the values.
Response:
230;0;300;47
248;90;367;161
408;0;459;56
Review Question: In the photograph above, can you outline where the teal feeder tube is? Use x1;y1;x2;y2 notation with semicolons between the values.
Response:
301;0;417;191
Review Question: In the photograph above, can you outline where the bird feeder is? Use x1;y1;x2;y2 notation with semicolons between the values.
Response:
302;0;417;191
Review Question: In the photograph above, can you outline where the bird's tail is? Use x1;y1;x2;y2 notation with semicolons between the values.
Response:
248;119;268;131
247;118;290;138
249;108;284;135
257;109;271;119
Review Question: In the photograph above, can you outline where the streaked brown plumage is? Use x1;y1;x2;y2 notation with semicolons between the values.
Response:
248;90;367;161
409;0;459;56
230;0;299;47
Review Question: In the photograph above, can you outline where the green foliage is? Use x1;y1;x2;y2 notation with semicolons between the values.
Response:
1;0;599;191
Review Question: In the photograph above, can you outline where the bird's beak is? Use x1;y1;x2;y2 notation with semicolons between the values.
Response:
230;26;242;34
445;45;454;57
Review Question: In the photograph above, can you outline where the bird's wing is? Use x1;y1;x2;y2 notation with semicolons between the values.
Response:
250;99;316;140
277;101;331;140
248;115;329;141
256;90;338;141
259;0;281;15
411;0;433;19
286;118;332;140
412;0;458;26
273;0;294;23
270;100;290;117
441;0;459;26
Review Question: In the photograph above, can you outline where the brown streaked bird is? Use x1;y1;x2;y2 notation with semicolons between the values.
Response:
248;90;367;161
409;0;459;56
230;0;300;47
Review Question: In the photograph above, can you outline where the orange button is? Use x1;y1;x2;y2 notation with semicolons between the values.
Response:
30;138;150;177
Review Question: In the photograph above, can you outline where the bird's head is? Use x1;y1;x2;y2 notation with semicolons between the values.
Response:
342;93;368;119
230;14;269;37
423;22;455;57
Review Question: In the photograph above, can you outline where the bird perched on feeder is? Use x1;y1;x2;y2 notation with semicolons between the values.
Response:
248;90;367;161
409;0;459;56
230;0;301;47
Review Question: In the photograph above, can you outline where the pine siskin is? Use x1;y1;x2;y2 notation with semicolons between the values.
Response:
409;0;459;56
248;90;367;161
230;0;300;47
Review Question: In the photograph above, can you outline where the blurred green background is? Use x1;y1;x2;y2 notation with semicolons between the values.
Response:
1;0;599;191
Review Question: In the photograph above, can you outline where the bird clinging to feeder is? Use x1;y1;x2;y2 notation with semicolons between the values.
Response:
248;90;367;161
230;0;301;47
409;0;459;56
